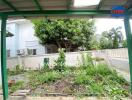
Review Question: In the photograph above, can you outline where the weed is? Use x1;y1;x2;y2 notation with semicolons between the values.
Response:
80;53;94;68
74;63;129;98
28;70;61;89
54;48;66;72
86;83;104;96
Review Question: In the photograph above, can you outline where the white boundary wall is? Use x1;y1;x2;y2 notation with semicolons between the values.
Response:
7;48;128;70
7;51;92;69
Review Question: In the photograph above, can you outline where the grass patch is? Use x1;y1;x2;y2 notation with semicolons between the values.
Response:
74;64;129;99
28;70;62;89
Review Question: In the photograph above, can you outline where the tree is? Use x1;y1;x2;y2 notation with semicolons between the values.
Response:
122;40;127;48
32;19;95;51
100;27;123;49
109;27;123;48
89;35;100;50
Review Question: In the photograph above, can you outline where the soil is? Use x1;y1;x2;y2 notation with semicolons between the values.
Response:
30;76;87;96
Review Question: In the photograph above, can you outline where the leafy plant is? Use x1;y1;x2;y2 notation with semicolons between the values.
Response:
54;48;66;72
95;64;113;76
122;40;127;48
81;53;93;68
28;70;61;89
74;74;94;85
41;61;50;72
87;83;104;96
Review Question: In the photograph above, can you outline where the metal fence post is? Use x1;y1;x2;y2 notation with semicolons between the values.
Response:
1;15;8;100
124;15;132;93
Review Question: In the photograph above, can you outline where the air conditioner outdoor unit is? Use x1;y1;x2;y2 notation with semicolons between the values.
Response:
17;49;25;55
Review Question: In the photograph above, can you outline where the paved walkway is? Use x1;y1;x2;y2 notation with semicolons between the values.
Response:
0;95;26;100
108;57;130;82
0;96;131;100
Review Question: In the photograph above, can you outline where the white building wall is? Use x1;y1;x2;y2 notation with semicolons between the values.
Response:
17;20;46;55
6;19;46;57
6;23;18;57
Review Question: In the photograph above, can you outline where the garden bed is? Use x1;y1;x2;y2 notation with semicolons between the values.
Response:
8;51;131;99
8;64;130;99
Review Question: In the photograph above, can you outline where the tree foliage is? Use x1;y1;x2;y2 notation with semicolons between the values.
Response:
122;40;127;48
32;19;95;51
89;35;100;50
100;27;123;49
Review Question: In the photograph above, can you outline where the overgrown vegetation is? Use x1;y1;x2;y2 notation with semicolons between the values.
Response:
80;53;94;68
8;64;26;76
8;52;130;99
28;70;61;89
54;48;66;72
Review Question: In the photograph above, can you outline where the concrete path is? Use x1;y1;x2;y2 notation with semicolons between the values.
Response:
108;57;130;82
0;95;26;100
109;58;129;72
0;96;131;100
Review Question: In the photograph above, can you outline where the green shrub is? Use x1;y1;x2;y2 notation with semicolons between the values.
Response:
28;71;61;89
54;48;66;72
41;58;50;72
81;53;94;68
86;66;96;76
41;63;50;72
75;74;92;85
87;83;104;96
95;64;113;76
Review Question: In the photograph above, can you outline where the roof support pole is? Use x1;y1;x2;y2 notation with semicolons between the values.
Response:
33;0;43;10
124;15;132;93
1;14;8;100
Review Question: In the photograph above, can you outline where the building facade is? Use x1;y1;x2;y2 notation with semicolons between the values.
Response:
6;19;48;57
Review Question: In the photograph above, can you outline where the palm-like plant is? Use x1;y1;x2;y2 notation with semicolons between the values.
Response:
102;27;123;49
109;27;123;48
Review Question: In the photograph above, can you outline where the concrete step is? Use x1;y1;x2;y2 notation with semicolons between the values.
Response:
11;89;31;96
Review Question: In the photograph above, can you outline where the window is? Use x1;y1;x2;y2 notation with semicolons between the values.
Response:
74;0;100;7
27;49;36;55
47;48;51;54
7;50;10;57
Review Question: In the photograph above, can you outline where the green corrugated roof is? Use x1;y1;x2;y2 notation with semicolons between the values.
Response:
0;0;131;18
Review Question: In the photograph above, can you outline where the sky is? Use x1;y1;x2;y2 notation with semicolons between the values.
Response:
73;0;131;40
95;18;127;39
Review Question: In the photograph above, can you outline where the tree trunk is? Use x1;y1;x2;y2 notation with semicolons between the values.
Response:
56;40;62;48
